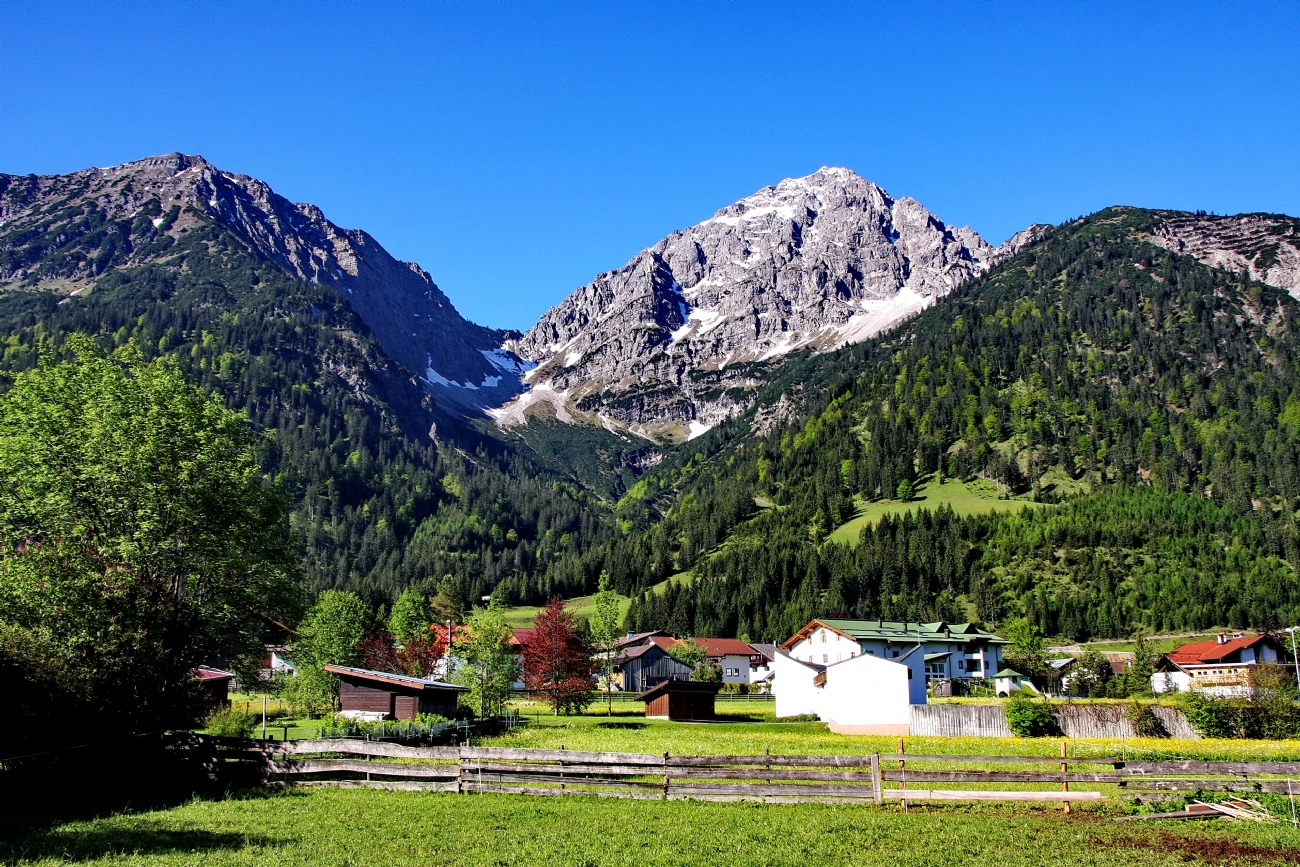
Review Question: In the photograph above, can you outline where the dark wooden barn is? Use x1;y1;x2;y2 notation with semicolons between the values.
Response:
636;680;722;721
195;666;235;707
617;638;694;693
324;665;466;720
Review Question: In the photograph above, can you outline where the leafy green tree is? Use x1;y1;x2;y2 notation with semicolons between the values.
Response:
1002;618;1047;682
0;337;299;746
668;637;708;669
895;479;915;501
389;588;433;643
452;597;519;719
588;572;623;714
288;590;372;715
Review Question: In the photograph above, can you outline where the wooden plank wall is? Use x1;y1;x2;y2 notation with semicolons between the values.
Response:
910;704;1197;739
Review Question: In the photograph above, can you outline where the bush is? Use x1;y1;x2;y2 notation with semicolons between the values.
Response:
1123;701;1168;738
205;706;257;738
719;682;750;695
1004;691;1059;737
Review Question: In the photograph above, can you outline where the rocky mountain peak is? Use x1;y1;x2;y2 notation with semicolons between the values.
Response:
1145;210;1300;299
0;153;525;412
494;167;1019;440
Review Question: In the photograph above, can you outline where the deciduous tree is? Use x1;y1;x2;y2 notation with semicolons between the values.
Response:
523;597;595;715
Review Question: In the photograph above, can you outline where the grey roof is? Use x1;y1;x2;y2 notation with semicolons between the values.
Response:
749;643;778;661
323;664;467;691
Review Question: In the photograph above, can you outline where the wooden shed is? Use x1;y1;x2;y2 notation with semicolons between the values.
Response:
195;666;236;708
324;665;467;720
636;680;721;721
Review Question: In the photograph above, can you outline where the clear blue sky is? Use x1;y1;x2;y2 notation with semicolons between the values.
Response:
3;4;1298;329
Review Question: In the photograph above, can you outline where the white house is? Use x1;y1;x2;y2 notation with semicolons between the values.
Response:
772;645;925;735
781;619;1008;684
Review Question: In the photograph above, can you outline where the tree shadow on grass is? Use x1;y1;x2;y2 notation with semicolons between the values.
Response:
595;722;647;729
4;819;278;864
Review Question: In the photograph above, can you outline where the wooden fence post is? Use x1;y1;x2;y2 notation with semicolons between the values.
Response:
663;751;670;801
870;752;882;805
898;738;907;812
1061;740;1070;814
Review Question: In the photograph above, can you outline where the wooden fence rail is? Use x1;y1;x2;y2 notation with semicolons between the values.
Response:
174;737;1300;806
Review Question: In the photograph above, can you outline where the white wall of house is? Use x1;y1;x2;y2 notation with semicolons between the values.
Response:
819;652;914;733
772;652;824;719
772;648;924;734
716;654;751;684
1151;670;1192;694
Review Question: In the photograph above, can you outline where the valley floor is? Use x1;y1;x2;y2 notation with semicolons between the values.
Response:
6;787;1299;867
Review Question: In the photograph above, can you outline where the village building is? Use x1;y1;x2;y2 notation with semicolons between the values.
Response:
636;680;722;721
324;664;466;720
260;645;296;679
693;637;763;685
771;647;923;734
748;643;777;689
615;635;694;693
781;619;1009;684
196;666;236;707
1152;633;1285;698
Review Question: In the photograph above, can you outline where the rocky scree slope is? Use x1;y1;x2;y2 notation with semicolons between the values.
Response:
0;153;525;413
1146;209;1300;299
498;167;1043;441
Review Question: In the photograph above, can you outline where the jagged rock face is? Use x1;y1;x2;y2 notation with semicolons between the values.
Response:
498;167;1024;440
0;153;523;410
1146;211;1300;298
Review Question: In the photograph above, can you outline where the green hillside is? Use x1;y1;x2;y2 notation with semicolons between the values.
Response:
607;208;1300;642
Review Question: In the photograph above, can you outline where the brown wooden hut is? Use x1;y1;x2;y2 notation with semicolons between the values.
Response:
635;680;722;721
195;666;235;707
324;665;467;720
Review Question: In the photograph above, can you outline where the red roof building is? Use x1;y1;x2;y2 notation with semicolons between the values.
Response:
1154;633;1285;697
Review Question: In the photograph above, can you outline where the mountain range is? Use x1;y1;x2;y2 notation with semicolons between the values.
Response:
4;152;1300;640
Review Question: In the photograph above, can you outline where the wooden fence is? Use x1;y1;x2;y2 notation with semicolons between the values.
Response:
181;737;1300;804
910;704;1198;740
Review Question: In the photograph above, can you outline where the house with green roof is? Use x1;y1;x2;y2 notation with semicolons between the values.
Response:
779;619;1009;685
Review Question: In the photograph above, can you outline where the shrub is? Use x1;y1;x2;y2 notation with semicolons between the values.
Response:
1004;691;1059;737
719;682;749;695
1123;701;1168;738
205;706;257;738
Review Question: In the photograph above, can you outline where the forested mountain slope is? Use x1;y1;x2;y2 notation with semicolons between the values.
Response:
0;194;610;611
576;207;1300;642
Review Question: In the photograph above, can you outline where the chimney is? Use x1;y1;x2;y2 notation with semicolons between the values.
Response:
1217;633;1227;645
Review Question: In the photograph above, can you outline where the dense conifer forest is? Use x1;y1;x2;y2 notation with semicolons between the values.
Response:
0;210;612;612
604;208;1300;640
4;204;1300;642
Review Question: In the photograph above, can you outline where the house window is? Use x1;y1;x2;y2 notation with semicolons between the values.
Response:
821;631;826;643
823;654;828;663
892;650;899;658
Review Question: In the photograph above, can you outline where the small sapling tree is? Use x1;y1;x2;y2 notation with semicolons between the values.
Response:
452;597;518;719
588;572;622;714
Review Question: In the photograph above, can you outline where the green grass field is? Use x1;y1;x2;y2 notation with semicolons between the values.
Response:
502;700;1300;762
827;477;1042;546
7;784;1300;866
14;705;1300;865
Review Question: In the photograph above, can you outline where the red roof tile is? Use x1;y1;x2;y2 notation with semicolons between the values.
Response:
694;638;758;658
1167;635;1270;665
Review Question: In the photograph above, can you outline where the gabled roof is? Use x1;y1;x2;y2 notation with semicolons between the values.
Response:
512;628;535;647
634;679;721;703
1166;634;1279;666
693;637;759;658
993;668;1024;678
749;643;778;661
195;666;235;682
323;664;467;691
780;618;1008;650
617;630;670;649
